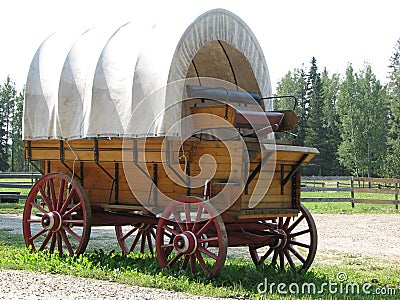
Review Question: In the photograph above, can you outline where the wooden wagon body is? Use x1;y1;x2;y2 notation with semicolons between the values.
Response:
22;9;318;276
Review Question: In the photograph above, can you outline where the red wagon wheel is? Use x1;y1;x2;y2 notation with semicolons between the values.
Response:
115;220;157;256
249;204;317;271
23;173;91;255
156;196;228;277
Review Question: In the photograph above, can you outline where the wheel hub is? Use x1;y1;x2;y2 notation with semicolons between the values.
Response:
271;229;288;250
41;211;62;232
173;231;197;255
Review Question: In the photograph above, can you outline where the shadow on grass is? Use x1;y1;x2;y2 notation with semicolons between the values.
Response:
84;249;332;298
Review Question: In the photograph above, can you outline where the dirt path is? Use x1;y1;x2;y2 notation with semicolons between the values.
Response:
3;213;399;262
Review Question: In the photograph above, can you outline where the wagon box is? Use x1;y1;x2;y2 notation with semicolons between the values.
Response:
22;8;318;277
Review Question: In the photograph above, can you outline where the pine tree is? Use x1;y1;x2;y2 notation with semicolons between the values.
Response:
320;69;345;175
303;57;325;175
384;38;400;178
0;76;17;171
10;89;24;171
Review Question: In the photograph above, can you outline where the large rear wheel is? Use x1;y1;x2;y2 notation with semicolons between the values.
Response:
23;173;91;255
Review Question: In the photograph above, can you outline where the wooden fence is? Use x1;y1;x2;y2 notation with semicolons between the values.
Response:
0;173;399;209
0;172;41;202
301;176;399;209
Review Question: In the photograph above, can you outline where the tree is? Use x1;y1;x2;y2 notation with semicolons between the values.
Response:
303;57;325;175
0;76;17;171
384;38;400;178
337;64;387;177
10;89;25;171
320;69;345;175
275;67;308;145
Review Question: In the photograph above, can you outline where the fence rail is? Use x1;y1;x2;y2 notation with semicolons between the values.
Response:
301;176;399;209
0;173;399;209
0;172;41;202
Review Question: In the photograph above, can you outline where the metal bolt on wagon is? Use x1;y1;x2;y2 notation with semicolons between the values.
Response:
22;9;319;277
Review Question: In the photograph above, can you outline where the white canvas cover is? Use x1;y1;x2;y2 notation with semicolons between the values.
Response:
23;8;272;140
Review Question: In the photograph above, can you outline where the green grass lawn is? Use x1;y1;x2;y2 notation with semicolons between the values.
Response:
0;228;398;299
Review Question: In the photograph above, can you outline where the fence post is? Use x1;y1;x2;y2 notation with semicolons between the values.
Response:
396;180;399;210
351;177;355;208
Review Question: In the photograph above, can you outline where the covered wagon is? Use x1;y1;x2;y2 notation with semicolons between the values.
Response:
23;8;318;277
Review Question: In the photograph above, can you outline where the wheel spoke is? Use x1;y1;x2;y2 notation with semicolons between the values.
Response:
287;215;305;233
161;243;173;249
259;247;274;264
283;217;291;230
191;205;203;233
290;228;310;238
121;227;138;241
288;245;306;263
39;231;52;251
167;252;183;267
190;255;197;273
278;217;283;228
57;232;63;255
147;232;154;256
290;240;310;249
27;218;42;223
49;178;57;211
38;187;52;211
198;236;218;244
172;210;185;232
284;249;296;269
140;232;146;253
63;225;81;241
57;179;66;211
271;250;278;265
129;231;142;253
162;225;179;236
62;202;82;219
184;203;192;230
198;246;217;260
62;219;84;225
182;255;189;269
29;228;47;242
279;251;285;270
195;251;209;272
60;229;74;255
30;202;48;214
196;218;213;237
60;188;76;214
49;233;57;253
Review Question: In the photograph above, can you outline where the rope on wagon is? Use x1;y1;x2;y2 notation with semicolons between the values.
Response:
64;139;79;187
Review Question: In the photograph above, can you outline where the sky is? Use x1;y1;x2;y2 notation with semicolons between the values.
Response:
1;0;399;93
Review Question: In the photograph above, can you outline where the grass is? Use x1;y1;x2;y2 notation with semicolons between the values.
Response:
0;228;399;299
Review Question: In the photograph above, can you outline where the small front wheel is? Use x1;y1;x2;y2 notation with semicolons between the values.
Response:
156;197;228;277
249;204;317;271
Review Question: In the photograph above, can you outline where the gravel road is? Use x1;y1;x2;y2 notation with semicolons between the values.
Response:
0;213;399;299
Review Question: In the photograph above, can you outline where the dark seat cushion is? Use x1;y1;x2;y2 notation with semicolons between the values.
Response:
234;111;284;129
186;85;261;105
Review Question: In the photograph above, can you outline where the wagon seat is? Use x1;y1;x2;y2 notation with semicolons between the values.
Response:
187;85;296;138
